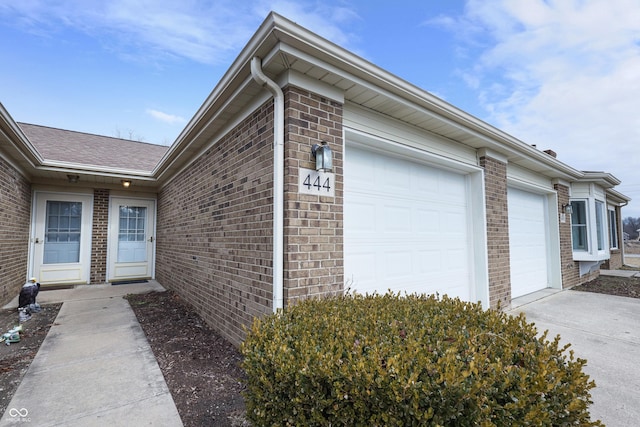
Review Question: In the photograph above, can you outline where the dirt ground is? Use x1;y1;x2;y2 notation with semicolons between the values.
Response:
2;259;640;424
125;292;249;427
0;303;61;417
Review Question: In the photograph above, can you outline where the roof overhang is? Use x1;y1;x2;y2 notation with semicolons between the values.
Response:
153;12;585;186
606;188;631;205
0;12;629;199
0;103;43;176
577;171;622;188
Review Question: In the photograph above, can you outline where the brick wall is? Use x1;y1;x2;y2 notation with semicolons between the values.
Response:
0;158;31;305
282;86;344;305
156;102;275;346
604;251;623;270
90;188;109;284
554;183;600;287
479;155;511;309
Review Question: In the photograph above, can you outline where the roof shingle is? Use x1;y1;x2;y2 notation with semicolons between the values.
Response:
18;123;169;172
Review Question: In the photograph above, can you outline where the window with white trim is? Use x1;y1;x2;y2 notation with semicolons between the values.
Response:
609;207;619;249
571;200;588;251
595;200;605;251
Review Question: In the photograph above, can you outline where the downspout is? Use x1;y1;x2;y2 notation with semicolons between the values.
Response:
250;56;284;312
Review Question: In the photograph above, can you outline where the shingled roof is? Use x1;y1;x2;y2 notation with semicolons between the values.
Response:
18;123;169;172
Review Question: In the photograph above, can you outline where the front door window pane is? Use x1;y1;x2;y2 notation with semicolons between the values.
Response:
44;201;82;264
118;206;147;262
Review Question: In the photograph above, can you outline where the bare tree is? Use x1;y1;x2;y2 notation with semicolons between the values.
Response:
113;127;146;142
623;217;640;240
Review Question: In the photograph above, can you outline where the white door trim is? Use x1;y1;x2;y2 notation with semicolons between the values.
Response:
30;191;94;285
107;197;156;282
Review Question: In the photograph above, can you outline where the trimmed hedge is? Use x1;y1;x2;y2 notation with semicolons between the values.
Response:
241;293;602;426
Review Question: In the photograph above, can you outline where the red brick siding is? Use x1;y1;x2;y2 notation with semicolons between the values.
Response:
0;158;31;305
283;86;344;305
156;103;274;346
479;156;511;309
90;189;109;284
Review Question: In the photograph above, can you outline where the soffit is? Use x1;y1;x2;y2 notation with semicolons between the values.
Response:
155;12;583;185
256;16;584;180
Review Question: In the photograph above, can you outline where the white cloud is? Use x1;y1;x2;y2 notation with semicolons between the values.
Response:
450;0;640;215
146;109;186;125
1;0;360;64
252;0;361;48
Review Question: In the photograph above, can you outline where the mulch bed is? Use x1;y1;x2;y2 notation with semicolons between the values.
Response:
572;274;640;298
125;291;249;427
0;303;61;416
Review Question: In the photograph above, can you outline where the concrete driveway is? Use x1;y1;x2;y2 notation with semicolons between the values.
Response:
511;290;640;426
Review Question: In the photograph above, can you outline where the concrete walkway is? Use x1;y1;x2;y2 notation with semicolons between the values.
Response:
511;290;640;426
1;281;183;426
600;269;640;277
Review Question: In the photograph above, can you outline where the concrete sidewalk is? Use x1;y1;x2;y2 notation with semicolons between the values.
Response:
1;281;183;426
600;269;640;277
511;290;640;427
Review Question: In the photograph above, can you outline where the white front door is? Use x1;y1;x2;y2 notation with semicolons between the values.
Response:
32;192;93;285
108;198;155;282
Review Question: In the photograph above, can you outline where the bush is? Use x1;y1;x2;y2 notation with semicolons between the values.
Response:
241;293;602;426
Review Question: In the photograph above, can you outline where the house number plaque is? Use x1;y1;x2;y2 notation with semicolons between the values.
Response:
298;167;335;197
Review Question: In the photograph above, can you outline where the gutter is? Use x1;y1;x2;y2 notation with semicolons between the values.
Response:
250;57;284;312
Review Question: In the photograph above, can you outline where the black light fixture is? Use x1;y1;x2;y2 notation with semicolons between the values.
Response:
121;180;132;188
311;141;333;172
67;174;79;183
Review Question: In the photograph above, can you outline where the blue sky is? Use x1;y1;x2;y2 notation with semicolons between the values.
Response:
1;0;640;217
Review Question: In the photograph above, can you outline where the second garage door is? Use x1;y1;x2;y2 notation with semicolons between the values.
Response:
508;187;550;298
344;145;472;300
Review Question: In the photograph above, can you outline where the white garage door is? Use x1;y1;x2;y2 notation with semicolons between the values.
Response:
345;145;472;300
508;187;549;298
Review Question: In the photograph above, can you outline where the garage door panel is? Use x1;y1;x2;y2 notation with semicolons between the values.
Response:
346;145;471;300
508;187;549;298
384;206;412;232
386;251;414;279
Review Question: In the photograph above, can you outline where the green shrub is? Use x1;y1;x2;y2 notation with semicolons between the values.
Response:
241;293;602;426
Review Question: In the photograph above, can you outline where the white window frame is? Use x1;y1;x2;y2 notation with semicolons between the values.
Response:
595;200;605;251
570;197;611;261
570;200;588;251
608;207;619;250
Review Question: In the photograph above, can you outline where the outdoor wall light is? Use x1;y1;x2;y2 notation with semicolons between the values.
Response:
67;174;79;183
121;180;132;188
312;141;333;172
562;203;573;215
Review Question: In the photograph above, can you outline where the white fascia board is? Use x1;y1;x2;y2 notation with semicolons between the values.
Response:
153;17;280;177
606;188;631;204
578;172;622;188
37;163;156;180
275;39;583;181
0;103;45;166
153;11;584;184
